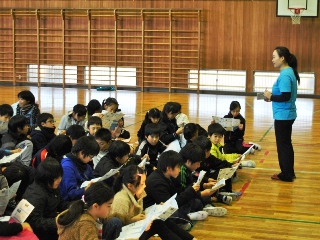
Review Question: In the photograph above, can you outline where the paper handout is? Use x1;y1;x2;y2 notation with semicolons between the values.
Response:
212;116;240;131
10;199;34;223
101;112;125;130
116;194;178;240
0;146;28;164
81;165;122;188
210;178;226;192
195;170;206;185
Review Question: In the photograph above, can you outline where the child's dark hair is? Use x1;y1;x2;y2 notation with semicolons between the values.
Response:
208;123;225;136
101;97;119;110
157;150;182;173
72;104;87;117
46;135;73;161
144;123;161;137
8;115;28;133
179;143;205;164
229;101;241;112
87;116;102;128
57;182;114;226
35;157;63;187
18;90;36;105
183;123;198;141
87;99;102;116
0;104;14;117
144;108;161;123
162;102;181;115
108;140;130;160
66;125;86;140
193;135;212;152
71;136;100;157
113;165;144;193
36;113;54;126
94;128;112;143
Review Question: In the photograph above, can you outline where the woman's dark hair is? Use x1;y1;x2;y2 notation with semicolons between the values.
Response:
0;104;14;117
229;101;241;112
17;90;36;105
36;113;54;126
72;104;87;117
193;135;212;152
8;115;28;132
274;46;300;84
179;143;205;164
113;165;144;193
144;123;161;137
87;99;102;116
183;123;198;141
46;135;73;161
57;182;114;226
101;98;119;110
87;116;102;128
66;125;86;140
71;136;100;157
108;140;130;160
94;128;112;142
157;150;182;172
208;123;225;136
35;157;63;187
144;108;161;124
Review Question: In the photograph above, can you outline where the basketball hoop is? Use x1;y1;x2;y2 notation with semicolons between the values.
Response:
289;8;305;24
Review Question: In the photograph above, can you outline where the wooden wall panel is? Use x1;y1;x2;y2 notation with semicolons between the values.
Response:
1;0;320;94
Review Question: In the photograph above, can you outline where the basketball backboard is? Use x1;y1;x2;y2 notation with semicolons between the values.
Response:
276;0;319;17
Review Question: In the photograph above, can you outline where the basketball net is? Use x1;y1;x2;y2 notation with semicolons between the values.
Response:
289;8;304;25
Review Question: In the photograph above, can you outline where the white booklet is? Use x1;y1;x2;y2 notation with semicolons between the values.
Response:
101;112;125;130
10;199;34;223
0;180;22;215
195;170;206;185
217;168;237;181
212;116;240;131
211;178;226;192
0;188;9;215
8;180;21;201
81;165;123;188
138;157;148;169
0;146;27;164
116;194;178;240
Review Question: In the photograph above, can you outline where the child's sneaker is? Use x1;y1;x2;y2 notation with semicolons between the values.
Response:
177;222;192;231
219;192;239;201
187;211;208;221
231;174;239;183
249;142;262;151
241;160;256;168
203;206;227;217
250;148;255;154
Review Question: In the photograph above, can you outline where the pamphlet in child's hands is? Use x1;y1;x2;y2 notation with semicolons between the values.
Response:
117;195;178;240
195;170;206;185
10;199;34;223
243;145;254;156
210;178;226;192
217;168;237;181
101;112;125;130
80;165;123;188
0;188;9;215
212;116;240;131
138;157;149;169
0;146;28;164
8;180;21;200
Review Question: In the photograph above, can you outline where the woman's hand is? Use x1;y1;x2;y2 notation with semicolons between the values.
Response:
264;89;272;101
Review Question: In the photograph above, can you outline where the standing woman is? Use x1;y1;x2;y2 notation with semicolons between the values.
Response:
264;46;299;182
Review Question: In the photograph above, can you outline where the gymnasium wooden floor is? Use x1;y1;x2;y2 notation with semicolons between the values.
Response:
2;86;320;239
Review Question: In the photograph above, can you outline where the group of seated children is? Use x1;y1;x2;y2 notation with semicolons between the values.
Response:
0;92;262;240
